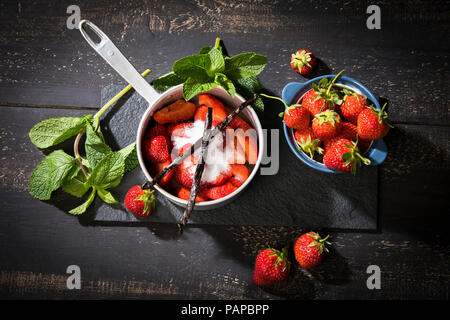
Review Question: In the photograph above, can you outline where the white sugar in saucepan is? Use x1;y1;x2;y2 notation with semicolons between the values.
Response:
171;120;230;183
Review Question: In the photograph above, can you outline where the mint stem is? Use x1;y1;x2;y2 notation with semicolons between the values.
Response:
214;37;221;49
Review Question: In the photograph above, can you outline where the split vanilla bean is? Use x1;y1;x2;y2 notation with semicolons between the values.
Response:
141;94;257;190
177;108;213;234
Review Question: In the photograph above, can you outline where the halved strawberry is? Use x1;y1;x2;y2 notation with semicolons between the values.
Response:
153;99;196;124
204;182;237;200
229;116;252;131
167;121;194;137
176;186;210;202
194;104;228;123
230;164;249;188
152;160;174;187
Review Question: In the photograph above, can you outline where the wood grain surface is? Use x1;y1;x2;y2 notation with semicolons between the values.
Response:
0;0;449;300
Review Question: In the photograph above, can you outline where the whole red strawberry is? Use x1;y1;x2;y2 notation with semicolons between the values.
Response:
301;71;345;115
312;110;342;141
340;90;367;124
290;49;317;75
253;247;290;286
338;122;358;142
294;232;331;269
295;128;323;159
323;138;371;174
124;185;156;219
357;103;392;140
281;104;310;131
143;135;170;163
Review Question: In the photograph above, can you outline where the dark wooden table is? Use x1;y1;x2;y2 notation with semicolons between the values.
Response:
0;0;448;300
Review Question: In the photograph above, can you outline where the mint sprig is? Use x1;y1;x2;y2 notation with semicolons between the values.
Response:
28;69;152;215
152;38;267;111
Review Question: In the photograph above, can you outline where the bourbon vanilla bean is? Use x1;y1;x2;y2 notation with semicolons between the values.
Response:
141;94;257;191
177;108;213;234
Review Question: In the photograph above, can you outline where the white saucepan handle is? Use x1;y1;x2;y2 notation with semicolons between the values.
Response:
78;20;160;104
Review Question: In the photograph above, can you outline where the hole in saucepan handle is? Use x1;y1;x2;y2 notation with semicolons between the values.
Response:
78;20;106;48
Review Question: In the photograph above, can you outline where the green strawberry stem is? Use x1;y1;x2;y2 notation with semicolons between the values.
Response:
74;69;152;178
260;93;293;117
326;69;345;95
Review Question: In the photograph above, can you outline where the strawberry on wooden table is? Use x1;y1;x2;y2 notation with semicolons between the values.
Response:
124;185;156;219
312;110;342;141
294;232;331;269
357;103;393;140
323;138;371;174
290;49;317;75
253;247;291;286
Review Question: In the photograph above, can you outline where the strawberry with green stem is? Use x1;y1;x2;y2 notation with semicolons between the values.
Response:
124;185;156;219
340;88;367;124
253;247;291;286
323;138;371;174
294;232;331;269
357;103;393;140
312;109;342;141
290;49;317;75
302;70;345;115
295;128;323;159
260;94;310;131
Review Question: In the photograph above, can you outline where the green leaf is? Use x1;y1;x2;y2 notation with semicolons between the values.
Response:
62;167;90;198
87;152;125;189
29;115;92;149
199;45;222;55
234;77;265;112
173;54;209;79
214;73;236;97
206;47;225;77
69;187;96;215
224;53;267;80
96;188;119;204
182;76;217;101
28;150;77;200
85;123;112;169
152;72;186;92
117;142;139;173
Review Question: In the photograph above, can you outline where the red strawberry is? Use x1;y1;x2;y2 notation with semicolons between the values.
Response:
204;182;237;200
290;49;317;75
124;185;156;219
294;128;323;159
281;104;310;131
357;103;392;140
253;247;290;286
152;160;174;187
294;232;331;269
229;164;249;188
153;99;196;124
338;122;358;142
323;138;371;174
301;71;345;115
341;91;367;124
174;158;196;188
143;135;170;163
167;121;194;137
312;110;342;141
146;123;170;142
196;94;229;123
176;186;210;203
323;137;340;154
229;116;252;131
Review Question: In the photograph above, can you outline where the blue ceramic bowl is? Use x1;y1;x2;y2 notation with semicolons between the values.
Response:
281;75;388;173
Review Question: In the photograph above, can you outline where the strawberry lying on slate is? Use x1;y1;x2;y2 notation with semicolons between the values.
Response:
124;185;156;219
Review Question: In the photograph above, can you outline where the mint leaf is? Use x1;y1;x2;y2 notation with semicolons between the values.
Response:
206;47;225;77
214;73;236;97
173;54;209;79
85;123;112;169
97;188;119;204
28;150;77;200
29;115;92;149
235;77;265;112
87;152;125;189
183;76;217;101
62;167;90;198
69;187;96;215
152;72;186;92
118;142;139;173
224;53;267;80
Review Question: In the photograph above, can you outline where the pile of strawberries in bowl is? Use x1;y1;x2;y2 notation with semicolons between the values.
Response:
140;93;259;204
277;72;392;174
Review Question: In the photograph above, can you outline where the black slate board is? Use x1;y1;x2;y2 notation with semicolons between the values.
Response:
93;84;378;229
